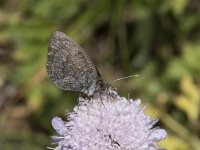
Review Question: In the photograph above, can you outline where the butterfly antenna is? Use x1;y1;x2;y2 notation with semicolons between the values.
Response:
111;74;140;83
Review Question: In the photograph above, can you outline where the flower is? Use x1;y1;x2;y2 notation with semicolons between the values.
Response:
50;90;167;150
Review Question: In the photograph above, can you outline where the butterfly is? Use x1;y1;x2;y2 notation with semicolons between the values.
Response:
46;31;112;96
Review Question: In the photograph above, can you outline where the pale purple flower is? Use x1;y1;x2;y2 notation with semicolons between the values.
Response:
50;90;167;150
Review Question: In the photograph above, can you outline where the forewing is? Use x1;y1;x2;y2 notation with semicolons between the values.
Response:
46;31;100;92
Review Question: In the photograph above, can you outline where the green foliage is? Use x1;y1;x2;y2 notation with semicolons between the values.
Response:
0;0;200;149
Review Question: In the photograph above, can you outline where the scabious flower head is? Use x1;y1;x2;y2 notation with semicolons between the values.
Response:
50;90;167;150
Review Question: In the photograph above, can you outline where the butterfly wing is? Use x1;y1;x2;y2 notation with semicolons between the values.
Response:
46;31;101;95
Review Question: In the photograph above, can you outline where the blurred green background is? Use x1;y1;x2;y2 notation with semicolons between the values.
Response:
0;0;200;149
